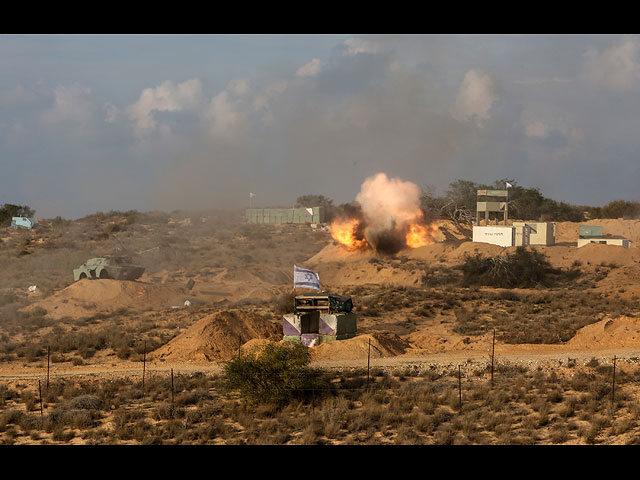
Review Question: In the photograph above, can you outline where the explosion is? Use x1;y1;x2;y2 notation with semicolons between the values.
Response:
329;217;368;251
405;220;439;248
330;172;439;254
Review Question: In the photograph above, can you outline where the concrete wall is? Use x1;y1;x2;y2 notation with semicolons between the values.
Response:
514;225;530;246
513;222;555;246
577;238;630;248
245;207;325;224
472;226;515;247
283;311;356;346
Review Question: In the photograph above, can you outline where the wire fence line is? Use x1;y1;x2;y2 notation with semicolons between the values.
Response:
22;330;634;423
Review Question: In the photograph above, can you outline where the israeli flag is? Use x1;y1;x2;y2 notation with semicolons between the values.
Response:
294;265;320;290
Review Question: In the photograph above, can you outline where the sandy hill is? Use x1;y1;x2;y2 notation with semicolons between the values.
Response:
554;218;640;245
150;309;282;362
309;333;412;361
23;279;188;320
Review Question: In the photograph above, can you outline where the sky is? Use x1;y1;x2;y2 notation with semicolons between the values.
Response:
1;33;639;219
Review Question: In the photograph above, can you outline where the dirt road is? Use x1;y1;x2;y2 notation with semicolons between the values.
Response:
2;346;638;383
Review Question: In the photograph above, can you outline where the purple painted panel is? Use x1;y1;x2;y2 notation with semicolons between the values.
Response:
319;317;336;335
283;317;301;336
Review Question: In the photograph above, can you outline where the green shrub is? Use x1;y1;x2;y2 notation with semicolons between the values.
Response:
221;343;325;406
460;247;554;288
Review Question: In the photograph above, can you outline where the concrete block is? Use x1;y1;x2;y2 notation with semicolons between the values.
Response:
282;312;320;335
301;334;320;347
319;312;357;335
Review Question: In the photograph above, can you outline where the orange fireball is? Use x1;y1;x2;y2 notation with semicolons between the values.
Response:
405;222;438;248
330;218;369;250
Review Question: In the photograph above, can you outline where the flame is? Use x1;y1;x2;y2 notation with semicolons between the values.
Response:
330;172;440;252
405;222;439;248
330;218;369;250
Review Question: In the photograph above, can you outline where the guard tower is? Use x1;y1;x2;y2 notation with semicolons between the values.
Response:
476;189;509;225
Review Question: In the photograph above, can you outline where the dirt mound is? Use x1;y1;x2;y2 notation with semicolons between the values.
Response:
315;261;424;288
150;309;281;362
24;279;188;320
306;243;375;266
555;219;640;246
310;333;411;361
565;315;640;350
568;242;640;266
408;240;506;265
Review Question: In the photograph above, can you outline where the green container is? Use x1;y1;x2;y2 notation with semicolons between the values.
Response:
580;225;603;238
283;335;302;344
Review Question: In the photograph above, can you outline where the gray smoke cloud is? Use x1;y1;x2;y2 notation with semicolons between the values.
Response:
6;35;639;219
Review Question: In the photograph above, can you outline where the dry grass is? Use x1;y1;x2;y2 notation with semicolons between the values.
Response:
1;361;640;444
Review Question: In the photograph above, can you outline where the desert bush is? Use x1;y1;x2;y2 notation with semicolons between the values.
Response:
460;247;554;288
66;395;103;411
221;342;327;406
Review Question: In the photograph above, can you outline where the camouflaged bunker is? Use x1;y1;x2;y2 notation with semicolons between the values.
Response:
73;256;145;281
283;293;357;347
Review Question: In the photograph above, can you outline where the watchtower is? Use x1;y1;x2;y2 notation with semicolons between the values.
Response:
476;189;509;225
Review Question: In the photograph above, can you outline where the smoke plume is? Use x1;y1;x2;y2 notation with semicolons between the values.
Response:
330;172;438;254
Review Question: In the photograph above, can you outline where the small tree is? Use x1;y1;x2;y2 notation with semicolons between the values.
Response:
221;342;326;406
0;204;35;227
295;194;336;222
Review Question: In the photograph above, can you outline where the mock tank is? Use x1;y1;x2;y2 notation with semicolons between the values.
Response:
73;256;145;281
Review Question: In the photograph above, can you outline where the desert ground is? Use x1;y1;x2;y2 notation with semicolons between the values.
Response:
2;210;640;444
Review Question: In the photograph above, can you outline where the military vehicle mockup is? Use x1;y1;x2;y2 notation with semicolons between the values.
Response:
73;256;145;281
11;217;38;230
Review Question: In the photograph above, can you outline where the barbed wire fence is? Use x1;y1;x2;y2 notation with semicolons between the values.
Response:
23;333;631;434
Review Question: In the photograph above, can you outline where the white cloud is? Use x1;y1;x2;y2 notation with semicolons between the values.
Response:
514;77;573;85
103;102;119;123
126;78;203;135
343;37;384;56
203;90;247;140
585;37;640;90
520;109;584;158
296;58;324;77
252;80;288;127
41;83;93;124
521;111;550;138
227;77;251;97
451;69;497;126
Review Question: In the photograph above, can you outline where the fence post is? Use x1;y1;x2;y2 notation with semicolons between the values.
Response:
611;356;617;417
142;341;146;393
171;368;175;416
458;364;462;412
491;329;496;388
367;338;371;389
38;379;43;420
46;346;50;390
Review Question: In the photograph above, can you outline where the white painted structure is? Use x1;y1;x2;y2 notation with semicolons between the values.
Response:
472;226;516;247
577;238;631;248
512;222;555;246
514;225;531;246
